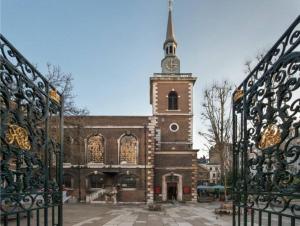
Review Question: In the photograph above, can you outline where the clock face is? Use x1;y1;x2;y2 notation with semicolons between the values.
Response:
163;57;179;73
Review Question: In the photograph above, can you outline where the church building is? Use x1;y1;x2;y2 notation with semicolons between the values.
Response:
62;2;198;203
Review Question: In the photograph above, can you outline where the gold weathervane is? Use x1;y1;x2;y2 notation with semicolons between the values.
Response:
6;124;31;150
233;89;244;102
49;89;60;103
258;124;281;149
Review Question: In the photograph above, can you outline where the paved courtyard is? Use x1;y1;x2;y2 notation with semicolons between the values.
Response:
63;202;232;226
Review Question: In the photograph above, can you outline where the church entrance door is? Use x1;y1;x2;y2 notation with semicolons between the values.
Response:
162;173;182;201
167;182;177;201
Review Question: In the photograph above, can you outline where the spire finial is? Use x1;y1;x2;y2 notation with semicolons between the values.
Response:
164;0;176;48
168;0;173;11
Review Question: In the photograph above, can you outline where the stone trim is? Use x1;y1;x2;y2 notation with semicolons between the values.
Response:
63;163;72;168
63;125;146;129
63;164;154;169
191;153;198;202
188;82;193;114
155;151;198;154
152;82;158;115
145;116;157;203
162;173;183;201
154;113;193;116
155;167;194;170
188;117;193;143
160;141;192;144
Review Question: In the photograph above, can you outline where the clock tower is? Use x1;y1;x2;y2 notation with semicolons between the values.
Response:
150;0;198;202
161;0;180;74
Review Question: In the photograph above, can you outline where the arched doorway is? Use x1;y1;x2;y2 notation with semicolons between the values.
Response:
162;173;182;201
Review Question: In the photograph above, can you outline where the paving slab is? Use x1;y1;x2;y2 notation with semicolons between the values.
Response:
60;202;232;226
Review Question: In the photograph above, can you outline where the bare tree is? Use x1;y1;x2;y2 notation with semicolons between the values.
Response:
45;63;89;116
244;49;267;75
199;80;232;172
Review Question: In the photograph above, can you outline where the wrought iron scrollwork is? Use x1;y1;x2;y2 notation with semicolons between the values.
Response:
0;34;63;225
232;15;300;225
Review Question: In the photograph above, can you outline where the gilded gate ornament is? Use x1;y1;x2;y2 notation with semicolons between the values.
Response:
49;89;60;103
5;124;31;150
88;135;104;163
258;124;281;149
233;89;244;102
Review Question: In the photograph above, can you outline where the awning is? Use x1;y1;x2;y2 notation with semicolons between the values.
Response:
197;185;225;191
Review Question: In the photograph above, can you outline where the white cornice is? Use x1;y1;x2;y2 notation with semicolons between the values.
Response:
63;164;154;169
155;167;194;170
154;113;193;116
63;126;146;129
160;142;192;144
155;151;198;154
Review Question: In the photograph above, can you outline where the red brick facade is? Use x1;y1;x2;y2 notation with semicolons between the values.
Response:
62;73;198;203
62;4;198;203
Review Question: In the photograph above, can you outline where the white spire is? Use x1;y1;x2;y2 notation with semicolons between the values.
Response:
168;0;174;11
164;0;177;49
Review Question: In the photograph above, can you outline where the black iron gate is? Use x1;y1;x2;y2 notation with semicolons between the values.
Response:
232;16;300;226
0;34;64;226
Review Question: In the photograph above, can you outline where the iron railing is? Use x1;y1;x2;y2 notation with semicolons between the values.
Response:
0;34;64;226
232;15;300;226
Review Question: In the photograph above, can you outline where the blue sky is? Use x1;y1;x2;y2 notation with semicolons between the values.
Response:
1;0;300;155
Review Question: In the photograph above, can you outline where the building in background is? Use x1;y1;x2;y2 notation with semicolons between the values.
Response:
197;142;233;186
197;164;209;186
61;2;198;204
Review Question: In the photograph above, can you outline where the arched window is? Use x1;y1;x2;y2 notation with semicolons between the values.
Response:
119;134;138;164
87;134;105;163
168;91;178;110
119;175;137;188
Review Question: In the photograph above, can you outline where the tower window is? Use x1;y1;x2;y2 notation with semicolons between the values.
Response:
170;46;173;54
169;123;179;132
168;91;178;110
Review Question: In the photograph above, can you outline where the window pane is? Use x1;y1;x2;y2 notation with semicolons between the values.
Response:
119;175;136;188
168;91;178;110
88;134;104;163
120;135;138;164
90;174;104;188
